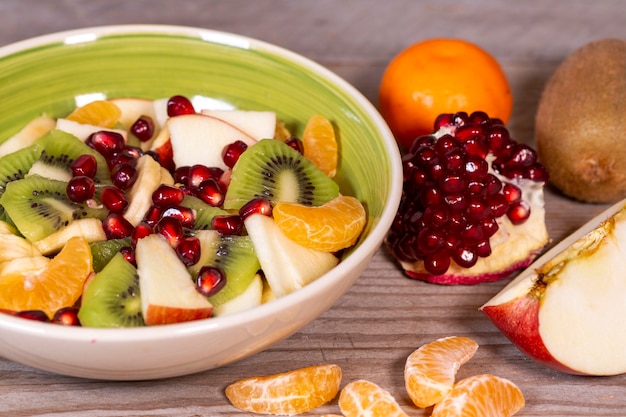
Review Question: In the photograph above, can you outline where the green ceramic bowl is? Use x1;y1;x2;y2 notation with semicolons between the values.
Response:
0;25;402;380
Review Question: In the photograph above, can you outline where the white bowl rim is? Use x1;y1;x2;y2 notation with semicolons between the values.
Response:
0;24;403;343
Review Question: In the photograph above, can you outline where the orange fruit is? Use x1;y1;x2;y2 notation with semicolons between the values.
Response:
430;374;525;417
404;336;479;408
66;100;122;128
379;38;512;150
338;379;409;417
273;195;367;252
302;114;338;177
225;364;342;415
0;236;93;317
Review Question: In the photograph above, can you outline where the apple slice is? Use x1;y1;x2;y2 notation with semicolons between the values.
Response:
481;199;626;375
244;213;338;297
213;274;264;317
136;233;213;325
0;115;55;157
167;114;257;171
201;109;276;141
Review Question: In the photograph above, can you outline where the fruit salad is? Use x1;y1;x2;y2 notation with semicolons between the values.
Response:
0;95;367;327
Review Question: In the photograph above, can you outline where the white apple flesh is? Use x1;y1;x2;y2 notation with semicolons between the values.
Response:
201;109;276;141
481;199;626;375
136;234;213;325
166;114;257;171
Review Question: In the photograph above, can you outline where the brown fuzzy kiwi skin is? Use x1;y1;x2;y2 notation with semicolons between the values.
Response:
535;38;626;204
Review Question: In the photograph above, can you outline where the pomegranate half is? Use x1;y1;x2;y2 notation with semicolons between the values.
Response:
385;111;549;284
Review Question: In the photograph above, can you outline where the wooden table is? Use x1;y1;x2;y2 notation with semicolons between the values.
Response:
2;1;625;415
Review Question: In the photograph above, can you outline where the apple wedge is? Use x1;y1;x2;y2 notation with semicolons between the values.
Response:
136;234;213;325
107;97;158;130
244;213;338;297
0;115;55;157
201;109;276;141
55;118;128;142
481;199;626;375
167;114;257;171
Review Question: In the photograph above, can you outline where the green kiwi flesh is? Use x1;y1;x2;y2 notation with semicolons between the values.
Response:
78;252;145;328
28;129;111;184
223;138;339;210
190;230;260;306
0;143;43;222
0;175;107;241
90;238;132;273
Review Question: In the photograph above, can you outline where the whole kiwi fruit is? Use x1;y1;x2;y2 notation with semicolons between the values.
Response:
535;38;626;203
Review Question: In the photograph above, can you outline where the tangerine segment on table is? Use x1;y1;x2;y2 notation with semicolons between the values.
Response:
224;364;342;415
301;114;338;178
404;336;479;408
430;374;525;417
378;38;512;150
338;379;409;417
66;100;122;128
273;195;367;252
0;236;93;317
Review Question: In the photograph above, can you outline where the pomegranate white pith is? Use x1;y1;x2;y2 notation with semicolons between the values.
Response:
481;200;626;376
386;112;549;284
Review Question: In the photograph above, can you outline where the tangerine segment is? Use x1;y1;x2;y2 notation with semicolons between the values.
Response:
379;38;512;150
225;364;342;415
338;379;409;417
404;336;479;408
302;114;338;178
66;100;122;128
430;374;525;417
273;195;367;252
0;236;93;317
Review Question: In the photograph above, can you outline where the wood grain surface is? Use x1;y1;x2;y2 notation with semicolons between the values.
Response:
1;1;625;416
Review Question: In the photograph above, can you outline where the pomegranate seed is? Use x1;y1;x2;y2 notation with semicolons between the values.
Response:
70;154;98;178
15;310;50;322
119;246;136;266
143;205;164;226
222;140;248;168
442;149;465;172
481;217;500;238
420;185;443;207
152;184;184;207
107;148;139;170
196;266;227;297
100;186;129;213
433;113;454;131
239;197;273;219
423;252;451;275
527;164;549;182
465;197;491;221
86;131;125;158
188;164;222;188
103;213;135;239
422;205;449;228
417;227;445;254
167;95;195;116
488;193;509;218
176;236;201;266
66;176;95;202
475;239;492;258
508;144;537;167
452;112;469;127
161;206;196;228
502;183;522;203
461;222;484;243
211;214;244;235
131;222;153;246
468;111;490;125
507;201;531;225
174;166;191;185
284;137;304;153
438;174;467;194
434;135;459;156
155;216;184;248
196;178;225;207
455;124;484;141
130;115;155;142
52;307;81;326
110;163;138;190
452;246;478;268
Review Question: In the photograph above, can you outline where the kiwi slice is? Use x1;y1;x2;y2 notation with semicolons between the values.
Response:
90;237;132;273
182;194;229;230
190;230;261;306
0;143;43;222
223;138;339;210
78;252;144;328
0;175;107;242
28;129;111;183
